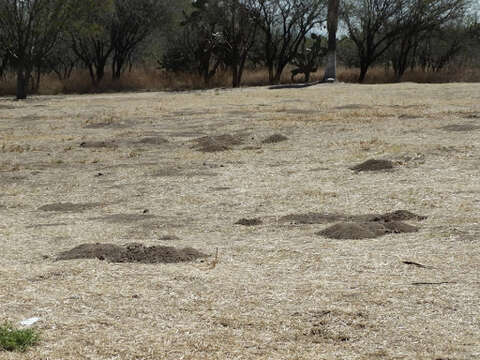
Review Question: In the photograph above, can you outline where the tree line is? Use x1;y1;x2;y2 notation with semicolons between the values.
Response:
0;0;479;99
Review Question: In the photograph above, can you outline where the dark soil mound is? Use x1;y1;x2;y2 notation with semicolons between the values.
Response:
235;218;263;226
262;134;288;144
80;140;117;149
193;134;244;152
350;159;394;172
316;221;418;240
382;221;419;234
440;124;480;132
138;137;169;145
280;213;346;224
56;243;207;264
38;202;101;212
373;210;427;222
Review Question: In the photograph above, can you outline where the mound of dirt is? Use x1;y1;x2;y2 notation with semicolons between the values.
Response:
440;124;480;132
80;140;118;149
372;210;427;222
317;221;418;240
56;243;207;264
235;218;263;226
350;159;394;172
138;137;169;145
262;134;288;144
193;134;244;152
38;202;101;212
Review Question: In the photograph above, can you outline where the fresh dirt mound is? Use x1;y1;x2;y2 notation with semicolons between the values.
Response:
192;134;244;152
317;221;418;240
56;243;207;264
279;210;427;225
262;134;288;144
235;218;263;226
138;137;169;145
350;159;394;172
80;140;118;149
372;210;427;222
440;124;480;132
38;202;101;212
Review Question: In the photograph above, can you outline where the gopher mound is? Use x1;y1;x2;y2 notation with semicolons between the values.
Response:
56;243;207;264
38;202;102;212
138;137;169;145
373;210;427;222
235;218;263;226
262;134;288;144
79;140;118;149
193;134;244;152
280;210;426;225
350;159;394;172
317;221;418;240
440;124;480;132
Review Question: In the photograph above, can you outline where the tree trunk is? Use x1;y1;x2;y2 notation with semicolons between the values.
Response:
324;50;337;81
358;63;368;83
16;67;29;100
324;0;340;81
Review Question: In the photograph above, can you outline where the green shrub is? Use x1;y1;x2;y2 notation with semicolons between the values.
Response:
0;322;40;352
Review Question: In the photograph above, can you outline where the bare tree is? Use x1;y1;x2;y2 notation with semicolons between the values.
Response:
250;0;326;84
111;0;168;80
342;0;406;82
217;0;258;87
388;0;467;81
0;0;78;99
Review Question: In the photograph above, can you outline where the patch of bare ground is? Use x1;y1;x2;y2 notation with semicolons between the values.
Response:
350;159;395;172
137;136;169;145
440;124;480;132
262;134;289;144
56;243;207;263
192;134;245;152
38;202;102;212
79;140;118;148
235;218;263;226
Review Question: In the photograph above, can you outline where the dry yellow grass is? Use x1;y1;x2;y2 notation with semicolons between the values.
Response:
0;82;479;359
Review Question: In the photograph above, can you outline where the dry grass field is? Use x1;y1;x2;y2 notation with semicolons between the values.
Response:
0;82;479;359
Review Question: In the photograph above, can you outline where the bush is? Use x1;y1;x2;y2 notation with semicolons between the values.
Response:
0;322;40;352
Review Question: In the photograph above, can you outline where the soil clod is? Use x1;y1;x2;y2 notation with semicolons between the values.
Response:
350;159;394;172
235;218;263;226
262;134;288;144
56;242;207;264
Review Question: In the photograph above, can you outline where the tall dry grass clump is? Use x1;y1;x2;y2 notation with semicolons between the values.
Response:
1;65;480;97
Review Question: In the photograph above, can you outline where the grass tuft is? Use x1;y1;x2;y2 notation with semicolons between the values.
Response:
0;322;40;352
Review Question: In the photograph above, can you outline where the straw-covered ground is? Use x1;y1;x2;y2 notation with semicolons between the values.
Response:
0;82;479;359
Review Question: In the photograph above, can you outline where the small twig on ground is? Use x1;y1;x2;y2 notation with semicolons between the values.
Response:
410;281;456;286
402;260;432;269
